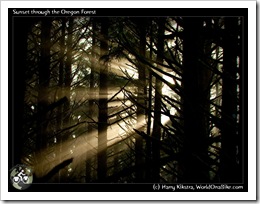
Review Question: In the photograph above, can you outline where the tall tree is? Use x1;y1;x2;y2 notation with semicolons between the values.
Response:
86;18;97;182
97;18;109;181
36;18;52;153
64;18;74;130
145;20;155;182
57;18;66;182
57;18;66;130
181;17;210;182
219;17;240;182
237;17;244;183
135;18;147;182
11;18;34;167
151;17;165;182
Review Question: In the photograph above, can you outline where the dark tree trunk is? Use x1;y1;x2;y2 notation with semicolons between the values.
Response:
97;18;109;181
219;17;240;183
181;17;210;182
145;26;154;182
11;18;33;168
86;18;97;182
57;18;66;182
237;17;244;183
57;18;66;130
57;17;73;182
135;18;147;182
89;18;97;136
63;18;73;130
151;18;165;182
36;18;52;153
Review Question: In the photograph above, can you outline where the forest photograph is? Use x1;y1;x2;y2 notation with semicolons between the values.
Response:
8;8;248;192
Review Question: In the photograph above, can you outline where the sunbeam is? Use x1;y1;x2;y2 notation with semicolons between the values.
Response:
22;113;148;181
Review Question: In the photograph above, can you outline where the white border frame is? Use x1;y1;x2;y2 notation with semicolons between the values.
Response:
1;1;256;201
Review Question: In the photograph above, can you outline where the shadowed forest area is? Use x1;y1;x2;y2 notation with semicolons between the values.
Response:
9;12;247;189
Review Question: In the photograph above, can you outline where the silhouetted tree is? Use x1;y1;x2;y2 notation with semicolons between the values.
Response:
219;17;241;183
181;17;210;182
97;18;109;181
151;17;165;182
36;18;52;153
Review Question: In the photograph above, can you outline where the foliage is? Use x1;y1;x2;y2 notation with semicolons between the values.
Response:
13;16;243;183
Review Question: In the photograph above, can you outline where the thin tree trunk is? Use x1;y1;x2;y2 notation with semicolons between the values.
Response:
57;19;66;129
64;18;73;130
135;18;146;182
86;18;97;182
37;18;52;153
151;18;165;182
57;18;66;182
145;25;154;182
58;18;73;182
97;18;109;181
